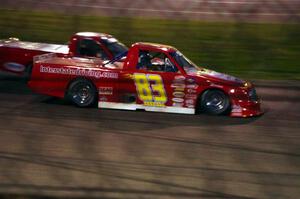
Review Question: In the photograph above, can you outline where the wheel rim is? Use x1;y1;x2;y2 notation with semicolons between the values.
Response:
203;91;226;113
70;83;93;105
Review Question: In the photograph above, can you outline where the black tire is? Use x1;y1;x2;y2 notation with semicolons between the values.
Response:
200;89;230;115
67;79;97;107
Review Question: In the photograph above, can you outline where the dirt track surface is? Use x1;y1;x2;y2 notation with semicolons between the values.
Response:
0;75;299;199
1;0;300;22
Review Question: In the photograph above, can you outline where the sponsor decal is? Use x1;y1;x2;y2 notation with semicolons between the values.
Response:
174;75;185;80
185;94;197;100
173;75;185;84
173;79;185;84
171;78;186;97
186;78;196;84
40;65;119;79
172;102;184;107
186;104;195;108
186;84;198;89
3;62;25;72
172;98;184;103
123;73;134;80
187;89;197;94
174;87;185;92
231;105;242;113
34;53;56;62
173;91;185;98
99;87;113;95
185;99;195;105
99;96;107;102
171;83;185;89
133;73;167;105
144;101;165;107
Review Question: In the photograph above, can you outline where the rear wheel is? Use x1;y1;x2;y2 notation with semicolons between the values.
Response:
67;79;97;107
200;89;230;115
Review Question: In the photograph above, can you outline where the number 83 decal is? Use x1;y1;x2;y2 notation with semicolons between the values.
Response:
133;73;167;105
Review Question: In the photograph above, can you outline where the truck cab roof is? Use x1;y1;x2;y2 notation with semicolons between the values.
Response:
74;32;114;40
131;42;177;53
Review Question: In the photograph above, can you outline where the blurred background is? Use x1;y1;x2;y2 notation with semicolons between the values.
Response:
0;0;300;79
1;1;300;199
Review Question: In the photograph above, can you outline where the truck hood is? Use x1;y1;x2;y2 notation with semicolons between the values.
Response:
188;68;245;86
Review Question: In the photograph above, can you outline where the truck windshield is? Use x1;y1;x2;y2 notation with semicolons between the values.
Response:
170;51;201;74
101;38;128;58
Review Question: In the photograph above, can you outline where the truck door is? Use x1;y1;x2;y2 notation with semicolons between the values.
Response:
131;49;183;108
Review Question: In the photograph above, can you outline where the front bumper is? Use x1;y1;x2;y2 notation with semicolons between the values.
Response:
229;86;263;117
230;99;263;117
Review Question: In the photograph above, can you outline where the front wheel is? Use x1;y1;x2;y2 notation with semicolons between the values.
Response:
199;90;230;115
67;79;97;107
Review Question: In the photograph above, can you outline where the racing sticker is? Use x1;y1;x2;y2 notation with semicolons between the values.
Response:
171;83;185;89
231;105;242;113
99;87;113;95
133;73;167;107
173;102;184;107
40;65;118;79
186;84;198;89
184;92;197;108
172;98;184;103
186;78;196;84
185;94;197;100
3;62;25;72
144;101;165;107
173;75;185;84
171;76;186;107
185;99;195;106
173;91;185;98
123;73;134;80
187;88;197;94
186;104;195;108
99;96;108;102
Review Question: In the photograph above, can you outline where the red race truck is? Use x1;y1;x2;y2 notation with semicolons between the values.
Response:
28;42;262;117
0;32;127;76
